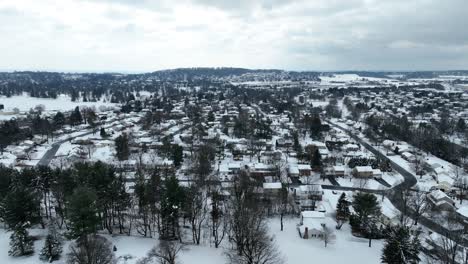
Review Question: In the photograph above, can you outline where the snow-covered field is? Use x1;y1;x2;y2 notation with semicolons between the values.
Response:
319;74;397;87
0;94;115;120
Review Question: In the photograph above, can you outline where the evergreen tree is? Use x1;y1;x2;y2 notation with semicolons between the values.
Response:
40;223;62;262
310;114;322;139
292;131;302;154
352;192;381;223
0;180;41;229
160;176;184;240
311;148;322;169
381;226;421;264
53;112;66;129
87;109;98;130
457;118;466;132
66;187;99;239
336;193;351;229
350;192;382;246
8;225;34;257
69;106;83;126
100;127;108;138
172;144;184;167
115;133;130;161
207;111;215;122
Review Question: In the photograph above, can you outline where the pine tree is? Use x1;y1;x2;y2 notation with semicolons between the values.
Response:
160;176;184;240
312;148;322;169
0;180;41;230
8;225;34;257
115;133;130;161
66;187;99;239
69;106;82;126
336;193;351;229
352;192;381;223
310;114;322;139
100;127;108;138
172;144;184;167
40;223;62;262
53;112;66;129
457;118;466;132
381;226;421;264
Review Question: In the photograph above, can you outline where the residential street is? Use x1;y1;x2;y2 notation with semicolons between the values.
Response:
327;120;468;247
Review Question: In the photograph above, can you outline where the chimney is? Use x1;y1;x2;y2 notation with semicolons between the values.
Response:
303;227;309;239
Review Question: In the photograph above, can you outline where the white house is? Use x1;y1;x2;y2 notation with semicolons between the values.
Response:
298;211;326;239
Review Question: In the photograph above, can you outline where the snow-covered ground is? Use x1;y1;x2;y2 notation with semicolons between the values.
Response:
0;189;390;264
319;74;397;87
269;218;383;264
0;94;116;120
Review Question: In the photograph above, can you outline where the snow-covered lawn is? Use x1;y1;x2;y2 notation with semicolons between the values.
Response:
91;146;115;163
0;221;385;264
0;94;116;120
0;189;393;264
269;218;384;264
0;229;226;264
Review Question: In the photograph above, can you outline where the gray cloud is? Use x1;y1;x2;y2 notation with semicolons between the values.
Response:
0;0;467;72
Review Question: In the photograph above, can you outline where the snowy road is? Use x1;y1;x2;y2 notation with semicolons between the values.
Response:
36;129;103;167
327;120;468;247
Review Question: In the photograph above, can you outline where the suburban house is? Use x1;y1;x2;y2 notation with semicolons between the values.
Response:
427;190;455;211
297;164;312;176
295;185;323;210
353;166;374;178
296;185;323;201
288;164;300;178
332;165;346;177
263;182;283;196
298;211;327;239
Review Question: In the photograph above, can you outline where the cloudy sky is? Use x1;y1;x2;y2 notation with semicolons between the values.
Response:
1;0;467;72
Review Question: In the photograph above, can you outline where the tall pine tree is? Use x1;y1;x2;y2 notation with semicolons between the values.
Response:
381;225;421;264
160;176;184;240
115;133;130;161
40;222;63;262
0;179;41;230
336;193;351;229
66;187;99;239
8;224;34;257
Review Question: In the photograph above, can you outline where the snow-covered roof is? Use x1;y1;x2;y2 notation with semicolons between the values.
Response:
333;165;345;171
457;206;468;218
288;164;299;175
297;164;311;170
354;166;373;173
429;190;450;201
263;182;282;189
301;211;325;219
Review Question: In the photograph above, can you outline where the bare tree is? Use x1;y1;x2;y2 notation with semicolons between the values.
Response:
408;189;428;226
322;224;336;247
429;216;466;264
412;152;425;178
138;241;184;264
397;189;413;226
67;235;115;264
226;171;284;264
210;190;227;248
185;185;208;245
84;141;95;159
455;176;468;205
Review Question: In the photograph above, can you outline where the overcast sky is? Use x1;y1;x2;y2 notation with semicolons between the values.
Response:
1;0;467;72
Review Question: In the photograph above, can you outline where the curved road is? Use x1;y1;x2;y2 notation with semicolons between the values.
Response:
327;120;468;247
